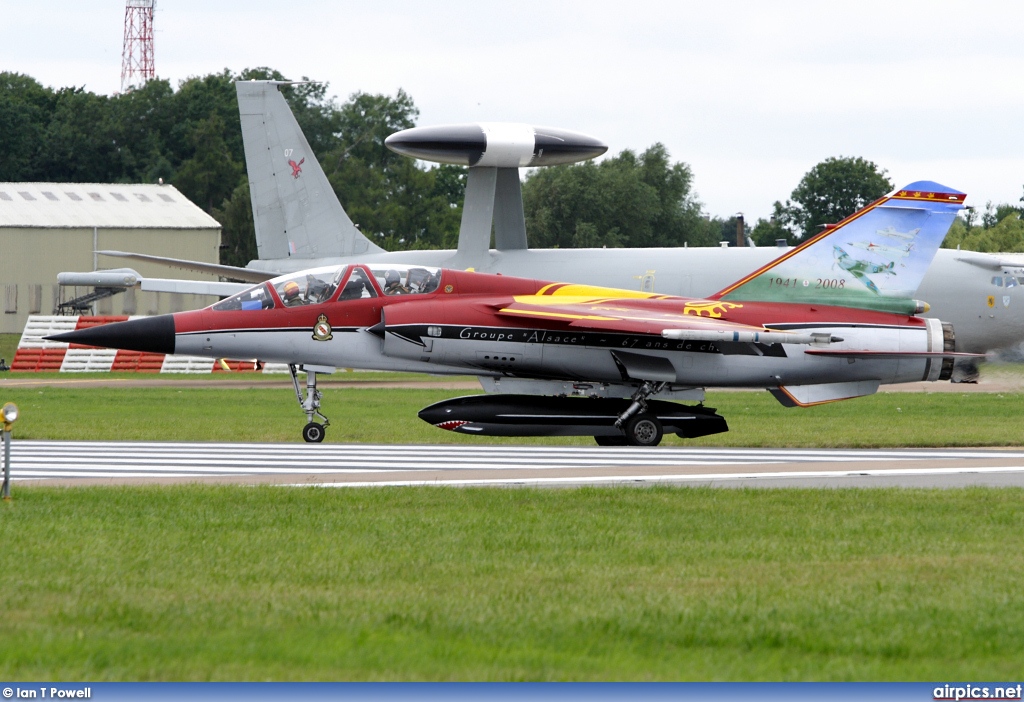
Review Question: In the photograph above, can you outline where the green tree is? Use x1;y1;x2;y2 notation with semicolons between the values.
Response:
38;87;119;182
773;156;893;240
167;70;242;168
0;73;53;180
321;90;462;250
522;144;717;249
173;113;243;212
213;178;257;268
106;78;176;183
942;209;1024;252
994;203;1021;226
749;201;802;246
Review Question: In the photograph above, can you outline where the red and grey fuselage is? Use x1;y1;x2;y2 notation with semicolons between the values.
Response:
50;263;953;391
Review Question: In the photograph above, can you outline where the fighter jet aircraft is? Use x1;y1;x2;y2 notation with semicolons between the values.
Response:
60;80;1024;375
848;241;913;259
876;226;921;241
833;246;896;294
49;181;977;446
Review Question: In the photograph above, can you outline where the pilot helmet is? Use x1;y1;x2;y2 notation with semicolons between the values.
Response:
384;270;402;287
282;281;301;300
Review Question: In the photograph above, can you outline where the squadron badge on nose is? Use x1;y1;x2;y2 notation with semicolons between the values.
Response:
313;314;334;341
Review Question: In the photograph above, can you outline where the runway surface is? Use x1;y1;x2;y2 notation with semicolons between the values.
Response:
7;441;1024;488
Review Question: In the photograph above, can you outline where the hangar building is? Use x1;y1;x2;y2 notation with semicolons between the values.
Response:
0;182;222;335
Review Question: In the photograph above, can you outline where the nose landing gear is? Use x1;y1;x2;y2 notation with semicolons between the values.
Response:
290;364;330;442
302;421;325;443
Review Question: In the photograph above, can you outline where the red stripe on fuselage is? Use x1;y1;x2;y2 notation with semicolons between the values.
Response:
171;266;924;338
172;271;551;335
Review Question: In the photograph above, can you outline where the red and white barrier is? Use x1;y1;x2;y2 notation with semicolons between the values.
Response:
11;315;287;373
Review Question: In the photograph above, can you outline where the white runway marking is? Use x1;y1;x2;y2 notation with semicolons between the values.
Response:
308;465;1024;488
7;441;1024;487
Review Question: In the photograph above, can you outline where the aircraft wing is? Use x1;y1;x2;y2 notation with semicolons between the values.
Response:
56;268;251;297
496;296;983;352
136;278;251;296
495;297;834;345
96;250;275;284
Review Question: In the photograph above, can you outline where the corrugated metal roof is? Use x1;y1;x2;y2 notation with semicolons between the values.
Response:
0;183;221;229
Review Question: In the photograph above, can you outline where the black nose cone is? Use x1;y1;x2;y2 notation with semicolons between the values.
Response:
45;314;176;355
531;128;608;166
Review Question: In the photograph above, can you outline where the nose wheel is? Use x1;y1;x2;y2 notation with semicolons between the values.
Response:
290;364;330;442
302;422;326;443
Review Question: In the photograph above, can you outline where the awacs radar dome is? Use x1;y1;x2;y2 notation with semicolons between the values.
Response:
385;123;607;168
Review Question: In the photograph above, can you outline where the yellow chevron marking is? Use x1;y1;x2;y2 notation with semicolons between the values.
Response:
500;308;618;321
682;301;743;318
514;293;668;308
514;295;611;306
536;283;666;299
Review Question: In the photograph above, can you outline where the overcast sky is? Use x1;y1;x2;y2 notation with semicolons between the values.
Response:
5;0;1023;221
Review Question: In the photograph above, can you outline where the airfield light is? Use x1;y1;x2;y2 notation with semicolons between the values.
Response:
2;403;18;427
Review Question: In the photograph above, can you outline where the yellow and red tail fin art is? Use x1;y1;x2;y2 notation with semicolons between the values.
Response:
711;182;965;314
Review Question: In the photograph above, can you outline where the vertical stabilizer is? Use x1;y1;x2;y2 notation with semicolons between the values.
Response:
235;81;383;260
711;181;965;314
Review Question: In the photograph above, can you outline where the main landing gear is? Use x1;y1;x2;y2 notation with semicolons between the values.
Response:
289;364;330;443
595;381;668;447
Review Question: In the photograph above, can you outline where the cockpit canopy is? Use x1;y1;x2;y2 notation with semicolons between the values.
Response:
369;265;442;296
210;264;442;311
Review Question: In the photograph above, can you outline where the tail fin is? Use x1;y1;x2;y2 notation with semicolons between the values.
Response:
712;181;965;314
235;80;383;260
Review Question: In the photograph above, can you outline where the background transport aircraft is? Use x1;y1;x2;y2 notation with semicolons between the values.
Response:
50;181;978;445
68;80;1024;377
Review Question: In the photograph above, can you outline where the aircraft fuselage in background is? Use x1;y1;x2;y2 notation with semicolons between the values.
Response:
244;247;1024;357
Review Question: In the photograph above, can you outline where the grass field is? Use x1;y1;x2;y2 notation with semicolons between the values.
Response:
2;342;1023;681
0;384;1023;446
1;486;1022;680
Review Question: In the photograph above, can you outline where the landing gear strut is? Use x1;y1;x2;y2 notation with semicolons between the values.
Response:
614;381;666;430
596;381;668;447
290;364;330;443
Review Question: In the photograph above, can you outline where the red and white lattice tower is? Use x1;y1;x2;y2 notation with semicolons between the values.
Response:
120;0;155;93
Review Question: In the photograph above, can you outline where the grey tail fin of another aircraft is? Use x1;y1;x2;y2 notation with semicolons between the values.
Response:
235;80;384;260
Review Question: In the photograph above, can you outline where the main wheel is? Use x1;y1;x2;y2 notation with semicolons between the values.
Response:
595;435;628;446
624;414;663;447
302;422;326;443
